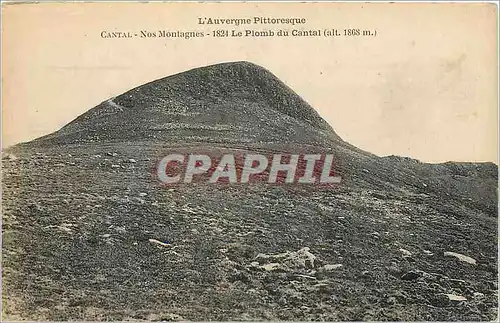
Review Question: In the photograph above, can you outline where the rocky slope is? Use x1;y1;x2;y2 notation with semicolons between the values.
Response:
2;61;498;321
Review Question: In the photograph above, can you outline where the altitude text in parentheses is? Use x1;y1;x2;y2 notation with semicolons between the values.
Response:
323;29;342;37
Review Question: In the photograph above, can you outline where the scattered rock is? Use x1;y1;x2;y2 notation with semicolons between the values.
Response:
312;282;332;293
431;293;467;307
473;292;485;299
399;248;412;257
319;264;343;272
128;159;137;163
138;192;147;197
444;251;477;265
445;294;467;301
386;262;402;277
260;263;281;271
448;278;467;285
147;313;183;321
294;274;316;280
229;269;251;283
149;239;170;247
57;225;73;233
254;247;317;271
111;164;120;168
361;270;371;278
114;226;126;233
400;270;422;281
286;247;317;269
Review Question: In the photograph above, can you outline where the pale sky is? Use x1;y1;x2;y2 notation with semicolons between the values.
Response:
2;2;498;163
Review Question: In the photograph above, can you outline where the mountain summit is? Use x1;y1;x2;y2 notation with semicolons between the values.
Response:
34;61;340;147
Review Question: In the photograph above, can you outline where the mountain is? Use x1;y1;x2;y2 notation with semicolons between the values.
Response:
2;61;497;321
31;61;338;146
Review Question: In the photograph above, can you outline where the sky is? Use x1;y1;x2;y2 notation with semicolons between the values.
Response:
2;2;498;163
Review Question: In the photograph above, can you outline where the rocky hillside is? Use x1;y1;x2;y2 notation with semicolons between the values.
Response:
2;62;498;321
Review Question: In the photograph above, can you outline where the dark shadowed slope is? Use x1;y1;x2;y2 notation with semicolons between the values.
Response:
2;61;497;321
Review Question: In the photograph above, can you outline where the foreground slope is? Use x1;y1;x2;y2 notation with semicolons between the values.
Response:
2;62;498;321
